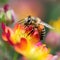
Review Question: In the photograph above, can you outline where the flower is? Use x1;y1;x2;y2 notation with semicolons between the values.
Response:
1;23;52;60
49;18;60;33
1;23;40;54
45;31;60;48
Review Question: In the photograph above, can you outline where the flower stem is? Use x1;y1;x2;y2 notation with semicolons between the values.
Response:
13;52;18;60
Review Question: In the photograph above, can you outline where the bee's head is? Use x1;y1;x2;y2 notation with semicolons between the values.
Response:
25;16;32;25
27;16;31;23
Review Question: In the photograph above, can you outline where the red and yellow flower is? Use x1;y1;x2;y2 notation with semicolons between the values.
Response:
1;23;40;54
1;23;51;60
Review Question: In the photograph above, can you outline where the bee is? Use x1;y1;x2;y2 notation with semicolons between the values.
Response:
17;16;54;40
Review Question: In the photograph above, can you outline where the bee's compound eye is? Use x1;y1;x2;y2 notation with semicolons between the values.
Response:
27;19;31;22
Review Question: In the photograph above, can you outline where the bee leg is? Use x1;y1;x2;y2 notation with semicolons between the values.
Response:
40;28;46;40
24;25;30;30
27;28;34;36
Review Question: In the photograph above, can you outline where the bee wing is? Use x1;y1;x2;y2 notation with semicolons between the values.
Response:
40;21;55;29
17;19;25;24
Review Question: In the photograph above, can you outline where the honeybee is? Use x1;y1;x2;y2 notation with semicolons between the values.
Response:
17;16;54;40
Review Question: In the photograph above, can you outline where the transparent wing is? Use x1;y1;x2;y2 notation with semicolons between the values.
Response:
16;19;25;24
40;21;54;29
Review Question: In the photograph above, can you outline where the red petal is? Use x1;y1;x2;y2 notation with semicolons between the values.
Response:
15;38;27;51
2;32;8;41
25;25;34;33
1;23;6;31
